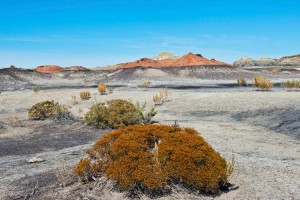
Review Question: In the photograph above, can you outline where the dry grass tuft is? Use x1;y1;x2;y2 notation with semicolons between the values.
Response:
71;95;78;105
253;75;273;91
80;91;91;100
153;89;171;105
281;80;300;90
237;77;247;86
98;82;107;95
141;80;151;88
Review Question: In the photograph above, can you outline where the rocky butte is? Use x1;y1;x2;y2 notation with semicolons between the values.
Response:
233;54;300;67
34;65;64;73
34;65;89;73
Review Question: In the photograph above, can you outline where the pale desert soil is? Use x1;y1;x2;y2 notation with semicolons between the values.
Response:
0;86;299;199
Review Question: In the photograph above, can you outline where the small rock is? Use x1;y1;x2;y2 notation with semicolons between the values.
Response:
26;157;45;163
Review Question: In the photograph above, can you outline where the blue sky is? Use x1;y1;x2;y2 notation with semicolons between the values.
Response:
0;0;299;68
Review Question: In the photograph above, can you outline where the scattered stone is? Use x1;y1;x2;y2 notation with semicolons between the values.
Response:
26;157;45;163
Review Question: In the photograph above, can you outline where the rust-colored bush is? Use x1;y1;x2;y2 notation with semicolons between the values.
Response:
75;124;228;196
84;99;142;128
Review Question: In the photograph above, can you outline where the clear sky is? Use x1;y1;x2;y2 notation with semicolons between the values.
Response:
0;0;299;68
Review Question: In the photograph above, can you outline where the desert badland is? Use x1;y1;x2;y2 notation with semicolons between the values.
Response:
1;52;300;199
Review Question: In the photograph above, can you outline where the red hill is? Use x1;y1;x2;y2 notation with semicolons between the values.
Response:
34;65;64;73
115;52;231;70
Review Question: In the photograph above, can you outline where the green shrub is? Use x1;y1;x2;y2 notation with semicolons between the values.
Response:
84;99;142;129
75;124;228;197
28;100;71;121
135;101;157;124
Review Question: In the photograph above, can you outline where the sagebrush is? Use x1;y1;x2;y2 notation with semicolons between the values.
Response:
28;100;72;122
84;99;142;128
75;124;228;197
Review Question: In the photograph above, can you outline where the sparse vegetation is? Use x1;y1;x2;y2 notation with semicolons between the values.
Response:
75;124;228;197
226;149;235;177
153;89;171;105
71;95;78;104
32;86;40;94
237;77;247;86
28;100;71;120
159;88;171;102
281;80;300;90
79;91;91;100
8;114;22;126
52;106;74;125
153;94;162;105
253;75;273;91
98;82;107;95
84;99;143;128
108;87;114;94
54;161;74;187
135;101;157;124
141;80;151;88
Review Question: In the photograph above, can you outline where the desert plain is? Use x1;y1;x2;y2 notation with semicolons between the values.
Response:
0;65;300;200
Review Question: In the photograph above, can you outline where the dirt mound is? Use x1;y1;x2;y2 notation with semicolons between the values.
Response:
115;52;232;70
34;65;64;73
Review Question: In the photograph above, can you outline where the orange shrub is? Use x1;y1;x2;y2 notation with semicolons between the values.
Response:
75;124;228;197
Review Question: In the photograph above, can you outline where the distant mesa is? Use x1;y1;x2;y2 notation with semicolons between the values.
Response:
65;66;90;71
114;52;232;70
233;54;300;67
34;65;90;73
10;65;16;69
34;65;64;73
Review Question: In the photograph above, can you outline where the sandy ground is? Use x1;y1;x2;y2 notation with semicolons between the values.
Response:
0;86;300;199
